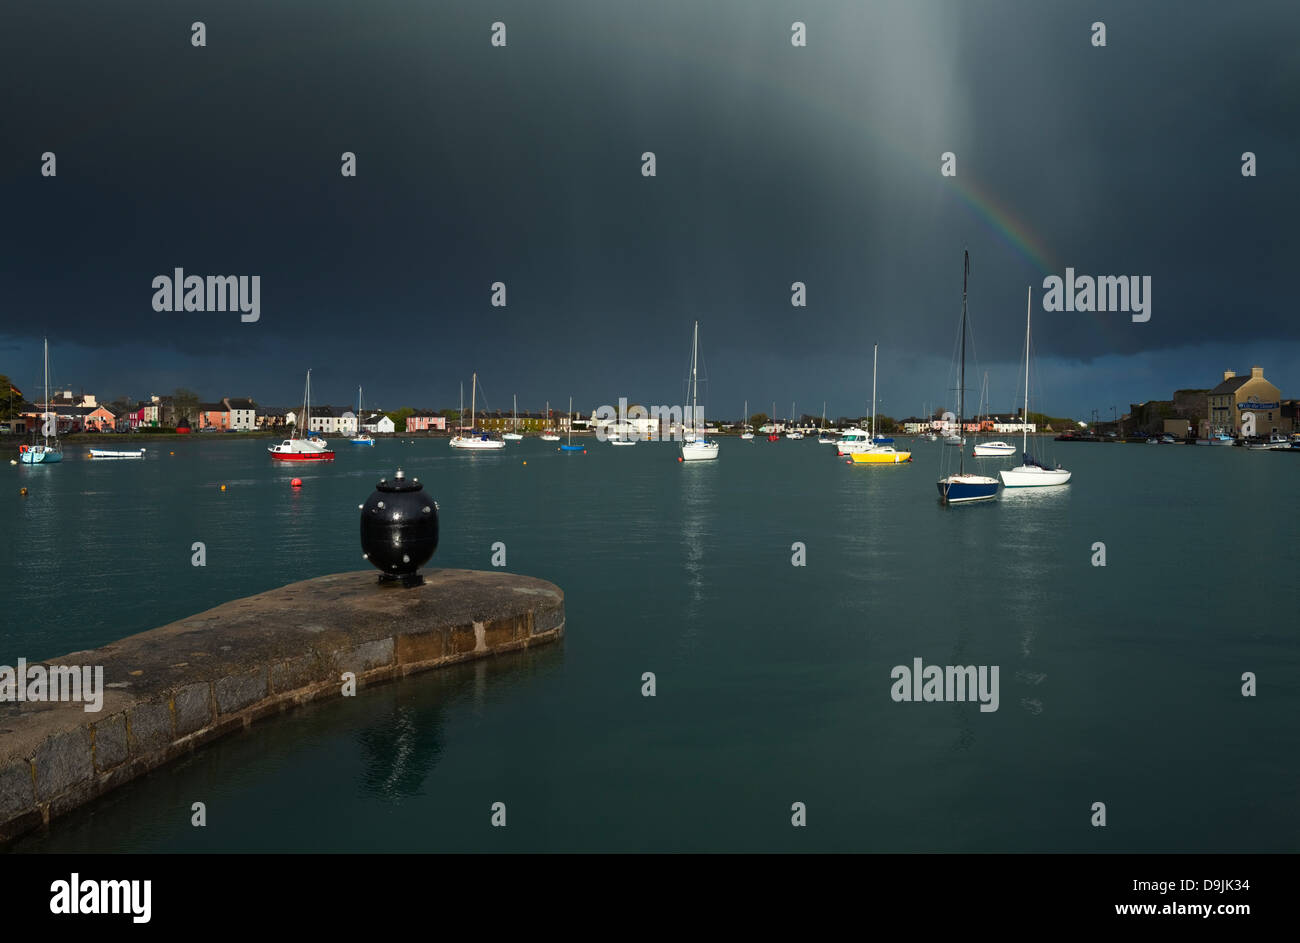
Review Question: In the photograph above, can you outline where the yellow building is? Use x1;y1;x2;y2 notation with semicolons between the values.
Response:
1208;367;1285;436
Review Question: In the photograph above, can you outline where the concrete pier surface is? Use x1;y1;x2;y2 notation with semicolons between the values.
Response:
0;568;565;843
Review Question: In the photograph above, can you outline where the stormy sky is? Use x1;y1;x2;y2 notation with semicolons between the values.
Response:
2;0;1297;421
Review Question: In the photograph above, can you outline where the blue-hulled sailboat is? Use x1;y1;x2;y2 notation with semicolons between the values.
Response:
937;251;998;505
18;339;63;465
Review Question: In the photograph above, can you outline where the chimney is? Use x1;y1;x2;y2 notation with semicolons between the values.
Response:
1222;371;1236;382
1250;366;1263;379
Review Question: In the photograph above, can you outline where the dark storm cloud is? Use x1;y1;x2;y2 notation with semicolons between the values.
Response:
2;0;1297;416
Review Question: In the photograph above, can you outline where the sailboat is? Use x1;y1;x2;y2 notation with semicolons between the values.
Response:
971;372;1014;455
851;346;912;464
937;251;999;504
767;401;780;442
785;402;804;439
450;373;505;449
504;394;523;440
350;386;375;446
18;338;63;464
740;400;754;440
269;370;334;460
999;288;1071;488
680;321;720;461
817;402;836;444
540;400;561;441
560;396;584;451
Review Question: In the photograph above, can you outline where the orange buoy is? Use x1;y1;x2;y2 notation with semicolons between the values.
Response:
169;451;174;455
220;484;226;491
20;487;28;496
291;477;303;488
522;461;527;465
677;456;683;462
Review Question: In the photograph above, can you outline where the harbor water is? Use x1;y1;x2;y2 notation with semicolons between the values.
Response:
3;437;1297;851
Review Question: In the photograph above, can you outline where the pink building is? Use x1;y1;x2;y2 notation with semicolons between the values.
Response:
406;413;447;432
83;405;117;432
198;405;229;430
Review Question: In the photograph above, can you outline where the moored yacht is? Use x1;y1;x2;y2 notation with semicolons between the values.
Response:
270;370;335;461
680;322;719;461
450;373;506;450
938;251;999;504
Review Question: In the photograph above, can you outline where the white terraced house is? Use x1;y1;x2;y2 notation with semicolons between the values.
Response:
222;397;258;431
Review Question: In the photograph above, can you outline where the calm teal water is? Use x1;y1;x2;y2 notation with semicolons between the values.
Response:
3;437;1297;852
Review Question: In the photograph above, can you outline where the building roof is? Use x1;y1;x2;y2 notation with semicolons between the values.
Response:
223;397;257;410
1209;376;1250;396
199;402;225;412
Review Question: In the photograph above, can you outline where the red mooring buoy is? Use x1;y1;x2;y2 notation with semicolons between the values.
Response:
291;477;303;488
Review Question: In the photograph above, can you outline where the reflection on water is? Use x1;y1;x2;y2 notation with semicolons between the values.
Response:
357;699;444;799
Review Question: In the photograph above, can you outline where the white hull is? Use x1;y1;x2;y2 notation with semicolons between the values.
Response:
540;434;560;441
681;440;719;461
503;433;523;440
973;441;1016;456
89;449;146;459
740;433;754;440
610;438;636;446
999;465;1072;487
450;436;505;450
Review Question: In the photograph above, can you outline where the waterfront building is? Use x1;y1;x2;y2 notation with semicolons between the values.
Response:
221;397;258;431
406;413;448;432
1208;367;1286;436
198;403;229;430
305;405;344;435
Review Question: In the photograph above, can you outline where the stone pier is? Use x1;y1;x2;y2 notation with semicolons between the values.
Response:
0;568;564;843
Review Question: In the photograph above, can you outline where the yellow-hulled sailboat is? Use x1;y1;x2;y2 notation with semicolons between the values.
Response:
850;344;911;465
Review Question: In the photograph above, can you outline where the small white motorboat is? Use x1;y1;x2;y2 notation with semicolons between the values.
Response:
972;440;1015;456
89;448;147;459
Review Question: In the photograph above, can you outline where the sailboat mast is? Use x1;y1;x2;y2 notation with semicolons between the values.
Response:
871;345;878;440
43;338;50;447
470;372;477;428
959;250;968;476
568;396;573;445
1023;287;1031;454
690;321;699;436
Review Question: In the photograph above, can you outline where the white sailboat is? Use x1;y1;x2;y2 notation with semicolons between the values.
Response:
540;400;561;441
740;399;754;440
351;386;375;446
504;394;523;440
269;370;334;461
449;373;505;449
937;251;999;504
785;401;804;439
680;321;719;461
999;288;1071;488
970;372;1015;455
18;338;63;465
